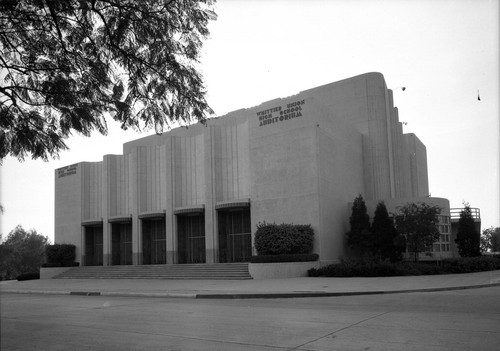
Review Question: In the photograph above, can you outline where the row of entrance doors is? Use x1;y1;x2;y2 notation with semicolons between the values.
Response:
84;208;252;265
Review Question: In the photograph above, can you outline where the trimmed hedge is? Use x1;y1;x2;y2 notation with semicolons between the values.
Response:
45;244;76;267
254;222;314;255
308;255;500;277
440;256;500;273
16;272;40;281
250;253;319;263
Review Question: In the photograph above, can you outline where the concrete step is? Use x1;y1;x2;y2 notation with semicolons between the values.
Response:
53;263;253;280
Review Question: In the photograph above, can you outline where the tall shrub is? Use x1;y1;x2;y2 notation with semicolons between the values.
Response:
371;202;404;262
346;195;373;257
455;204;481;257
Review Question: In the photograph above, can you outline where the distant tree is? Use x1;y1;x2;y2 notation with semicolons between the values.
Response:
346;195;373;258
479;227;499;253
480;227;500;253
455;204;481;257
394;203;441;262
0;0;216;161
493;228;500;252
0;225;49;280
480;229;492;253
371;202;405;262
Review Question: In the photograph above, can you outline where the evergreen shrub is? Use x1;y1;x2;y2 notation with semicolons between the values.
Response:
440;256;500;273
254;222;314;255
308;256;500;277
45;244;76;267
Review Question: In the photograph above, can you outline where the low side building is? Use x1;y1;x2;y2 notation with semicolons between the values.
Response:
55;72;452;266
365;197;453;261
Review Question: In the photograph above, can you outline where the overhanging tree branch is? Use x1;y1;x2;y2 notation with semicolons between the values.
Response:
0;0;216;162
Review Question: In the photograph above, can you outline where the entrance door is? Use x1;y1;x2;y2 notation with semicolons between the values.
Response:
218;208;251;263
177;214;206;264
111;223;132;265
84;226;103;266
142;218;166;264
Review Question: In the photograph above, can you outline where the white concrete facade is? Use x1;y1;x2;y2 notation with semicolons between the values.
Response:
54;72;449;265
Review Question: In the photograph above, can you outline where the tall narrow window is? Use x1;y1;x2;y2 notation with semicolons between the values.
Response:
84;225;103;266
177;214;206;264
218;208;251;263
111;222;132;265
142;218;166;264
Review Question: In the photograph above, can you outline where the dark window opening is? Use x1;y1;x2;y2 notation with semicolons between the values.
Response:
142;218;166;264
177;214;206;264
111;223;132;265
84;226;103;266
218;208;251;263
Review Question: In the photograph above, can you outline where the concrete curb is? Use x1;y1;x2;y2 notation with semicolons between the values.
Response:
1;290;199;298
195;282;500;299
2;281;500;299
2;290;73;295
100;292;198;298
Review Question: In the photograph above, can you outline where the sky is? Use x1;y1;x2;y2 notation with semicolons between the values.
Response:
0;0;499;243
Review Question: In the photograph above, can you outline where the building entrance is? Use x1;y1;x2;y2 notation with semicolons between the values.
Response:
111;223;132;265
177;214;206;264
84;226;103;266
218;208;252;263
142;218;166;264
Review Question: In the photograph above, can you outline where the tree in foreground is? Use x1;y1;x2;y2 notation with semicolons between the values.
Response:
490;227;500;252
0;0;216;161
371;202;405;262
455;204;481;257
480;226;500;253
394;202;441;262
0;225;49;280
346;195;373;258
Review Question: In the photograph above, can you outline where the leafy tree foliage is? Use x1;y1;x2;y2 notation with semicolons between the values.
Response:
480;226;500;253
371;202;405;262
455;204;481;257
0;225;49;280
394;202;441;262
346;195;373;257
0;0;216;161
490;227;500;252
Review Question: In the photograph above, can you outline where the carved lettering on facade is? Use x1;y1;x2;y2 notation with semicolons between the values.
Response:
257;99;306;127
57;163;78;178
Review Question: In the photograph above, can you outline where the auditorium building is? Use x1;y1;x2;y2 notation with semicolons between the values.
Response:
54;72;453;266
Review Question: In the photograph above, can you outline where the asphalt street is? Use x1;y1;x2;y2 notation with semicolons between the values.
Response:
2;286;500;350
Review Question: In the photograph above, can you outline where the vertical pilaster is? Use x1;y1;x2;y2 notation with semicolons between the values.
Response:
165;137;175;264
81;226;86;266
129;148;140;265
205;126;216;263
101;156;110;265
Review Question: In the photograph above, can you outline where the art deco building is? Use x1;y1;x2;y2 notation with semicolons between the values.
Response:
55;72;452;266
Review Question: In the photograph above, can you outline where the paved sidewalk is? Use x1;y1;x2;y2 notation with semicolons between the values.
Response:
1;270;500;299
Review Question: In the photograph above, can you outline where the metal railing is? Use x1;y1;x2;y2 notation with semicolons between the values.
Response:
450;207;481;220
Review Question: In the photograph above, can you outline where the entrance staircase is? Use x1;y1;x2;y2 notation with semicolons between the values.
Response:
53;263;252;280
